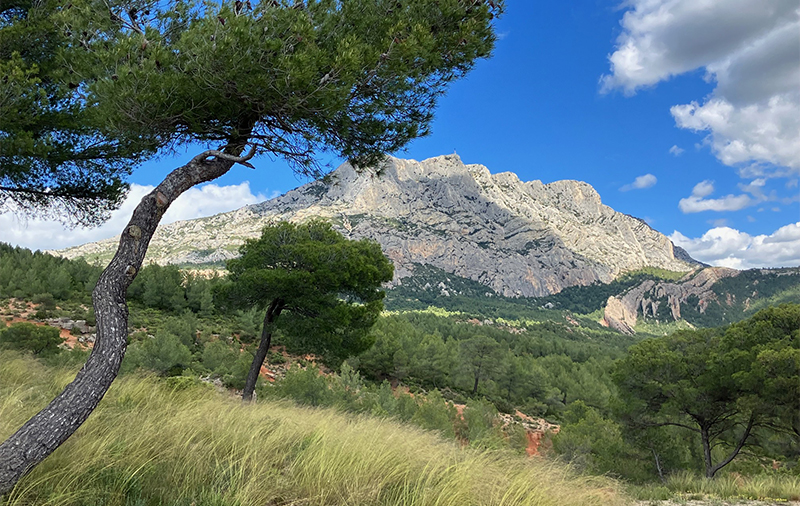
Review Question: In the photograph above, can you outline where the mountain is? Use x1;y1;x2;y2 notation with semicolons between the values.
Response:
58;154;700;297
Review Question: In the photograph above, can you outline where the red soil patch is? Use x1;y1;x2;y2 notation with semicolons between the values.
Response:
259;364;276;382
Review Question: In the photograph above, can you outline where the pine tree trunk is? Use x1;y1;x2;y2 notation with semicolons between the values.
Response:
0;147;246;496
701;426;714;478
242;299;283;402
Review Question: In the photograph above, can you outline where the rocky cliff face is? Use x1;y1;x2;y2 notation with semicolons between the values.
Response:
602;267;741;334
58;155;699;297
602;266;800;333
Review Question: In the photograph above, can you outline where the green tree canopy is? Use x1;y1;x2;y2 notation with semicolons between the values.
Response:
0;0;148;224
217;220;393;399
613;304;800;478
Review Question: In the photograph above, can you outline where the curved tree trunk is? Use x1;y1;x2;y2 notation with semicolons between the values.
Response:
0;146;247;496
708;414;756;479
242;298;284;402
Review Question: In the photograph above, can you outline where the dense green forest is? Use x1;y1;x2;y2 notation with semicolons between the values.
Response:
1;243;798;489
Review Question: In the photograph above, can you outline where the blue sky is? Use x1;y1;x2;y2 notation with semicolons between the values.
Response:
2;0;798;268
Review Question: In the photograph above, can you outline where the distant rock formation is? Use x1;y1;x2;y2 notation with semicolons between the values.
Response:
58;155;700;296
603;267;741;333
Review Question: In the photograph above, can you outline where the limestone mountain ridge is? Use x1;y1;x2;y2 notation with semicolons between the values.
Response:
58;154;700;297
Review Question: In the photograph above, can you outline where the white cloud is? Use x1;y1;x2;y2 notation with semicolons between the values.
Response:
691;180;715;198
671;95;800;169
679;180;753;213
620;173;658;191
602;0;800;171
668;145;685;156
679;194;753;213
738;178;770;200
0;182;270;252
670;222;800;269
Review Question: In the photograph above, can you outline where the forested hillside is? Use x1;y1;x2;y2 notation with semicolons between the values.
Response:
2;243;798;499
0;243;628;418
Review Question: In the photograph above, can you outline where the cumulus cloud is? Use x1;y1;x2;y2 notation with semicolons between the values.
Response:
620;173;658;191
0;182;272;252
671;95;800;169
669;145;685;156
679;180;753;213
670;222;800;269
602;0;800;171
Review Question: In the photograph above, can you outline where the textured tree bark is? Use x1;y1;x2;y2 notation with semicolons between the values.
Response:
242;298;284;402
701;426;714;478
0;146;247;496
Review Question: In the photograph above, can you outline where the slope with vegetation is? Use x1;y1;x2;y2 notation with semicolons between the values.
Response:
2;243;798;503
0;352;627;506
602;267;800;333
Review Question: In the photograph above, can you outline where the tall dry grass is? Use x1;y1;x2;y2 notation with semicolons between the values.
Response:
0;352;628;506
632;470;800;502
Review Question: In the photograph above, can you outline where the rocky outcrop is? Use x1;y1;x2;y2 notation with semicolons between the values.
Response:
603;267;741;332
46;317;94;335
58;155;699;296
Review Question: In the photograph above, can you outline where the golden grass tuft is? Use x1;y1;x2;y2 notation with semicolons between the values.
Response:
631;470;800;503
0;352;628;506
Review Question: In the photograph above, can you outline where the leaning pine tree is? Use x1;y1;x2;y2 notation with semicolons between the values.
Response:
0;0;502;493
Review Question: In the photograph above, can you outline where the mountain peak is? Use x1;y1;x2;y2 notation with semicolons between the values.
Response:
59;155;700;297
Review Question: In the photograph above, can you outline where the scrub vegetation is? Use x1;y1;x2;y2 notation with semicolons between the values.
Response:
1;243;798;503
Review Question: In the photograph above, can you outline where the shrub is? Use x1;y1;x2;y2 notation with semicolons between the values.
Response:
462;398;503;448
123;331;193;376
271;364;334;407
32;292;56;311
411;389;456;438
0;322;63;356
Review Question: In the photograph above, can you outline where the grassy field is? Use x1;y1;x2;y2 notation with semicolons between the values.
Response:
0;351;626;506
631;471;800;503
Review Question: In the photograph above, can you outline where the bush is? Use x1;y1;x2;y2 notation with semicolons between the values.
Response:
32;292;56;311
271;364;334;407
411;390;456;438
0;322;63;356
462;399;503;448
552;401;649;481
221;352;254;390
124;331;193;376
200;340;251;389
268;351;286;364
